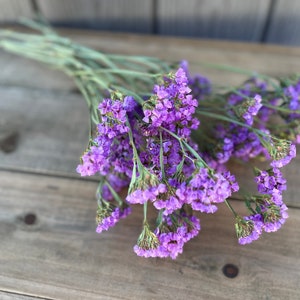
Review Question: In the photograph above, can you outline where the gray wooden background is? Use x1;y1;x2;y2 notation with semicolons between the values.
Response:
0;0;299;45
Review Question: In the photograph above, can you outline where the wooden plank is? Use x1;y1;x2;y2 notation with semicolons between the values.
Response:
0;0;33;23
0;170;299;300
0;86;89;175
0;50;75;91
157;0;271;41
266;0;300;45
37;0;153;33
0;292;46;300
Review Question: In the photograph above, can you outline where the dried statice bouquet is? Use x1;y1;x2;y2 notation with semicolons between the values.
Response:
1;20;298;259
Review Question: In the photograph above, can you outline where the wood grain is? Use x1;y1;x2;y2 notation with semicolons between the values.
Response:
37;0;153;33
266;0;300;45
0;292;45;300
1;0;300;46
0;0;33;23
0;86;89;175
157;0;271;41
0;170;299;300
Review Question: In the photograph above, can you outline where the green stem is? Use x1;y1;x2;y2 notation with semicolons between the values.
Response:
156;209;164;228
196;110;251;128
263;102;300;114
159;131;166;179
74;68;160;78
143;202;148;224
160;126;207;167
105;180;123;206
126;117;144;173
196;109;271;139
96;178;105;207
224;199;238;217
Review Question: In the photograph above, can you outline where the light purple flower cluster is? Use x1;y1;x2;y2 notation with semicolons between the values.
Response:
77;96;139;233
270;143;296;168
283;80;300;119
127;168;238;217
126;183;166;205
143;68;200;138
214;123;265;163
185;168;239;213
236;200;289;244
206;78;278;165
134;213;200;259
241;94;263;126
77;96;136;178
236;214;264;245
96;206;132;233
236;164;289;245
255;168;286;205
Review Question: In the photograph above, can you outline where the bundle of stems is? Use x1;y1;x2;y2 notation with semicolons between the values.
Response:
1;19;299;259
0;19;170;136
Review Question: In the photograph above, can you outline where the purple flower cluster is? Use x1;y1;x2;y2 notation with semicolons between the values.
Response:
241;94;263;126
143;68;200;138
228;78;267;106
126;183;166;205
255;167;286;205
185;168;239;213
77;96;138;232
236;200;289;245
270;143;296;168
127;168;238;217
263;203;289;232
205;78;279;165
284;80;300;118
214;123;265;163
77;96;136;178
96;206;132;233
236;214;264;245
236;150;291;246
237;158;290;245
134;213;200;259
101;174;130;201
76;64;297;257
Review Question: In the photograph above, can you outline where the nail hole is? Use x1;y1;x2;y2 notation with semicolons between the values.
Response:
222;264;239;278
0;131;19;153
71;87;81;94
24;213;37;225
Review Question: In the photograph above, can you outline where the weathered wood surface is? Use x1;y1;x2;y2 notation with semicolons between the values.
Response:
37;0;153;33
0;29;300;299
0;292;41;300
157;0;271;41
0;170;299;300
0;86;89;175
266;0;300;45
1;0;300;45
0;0;33;22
